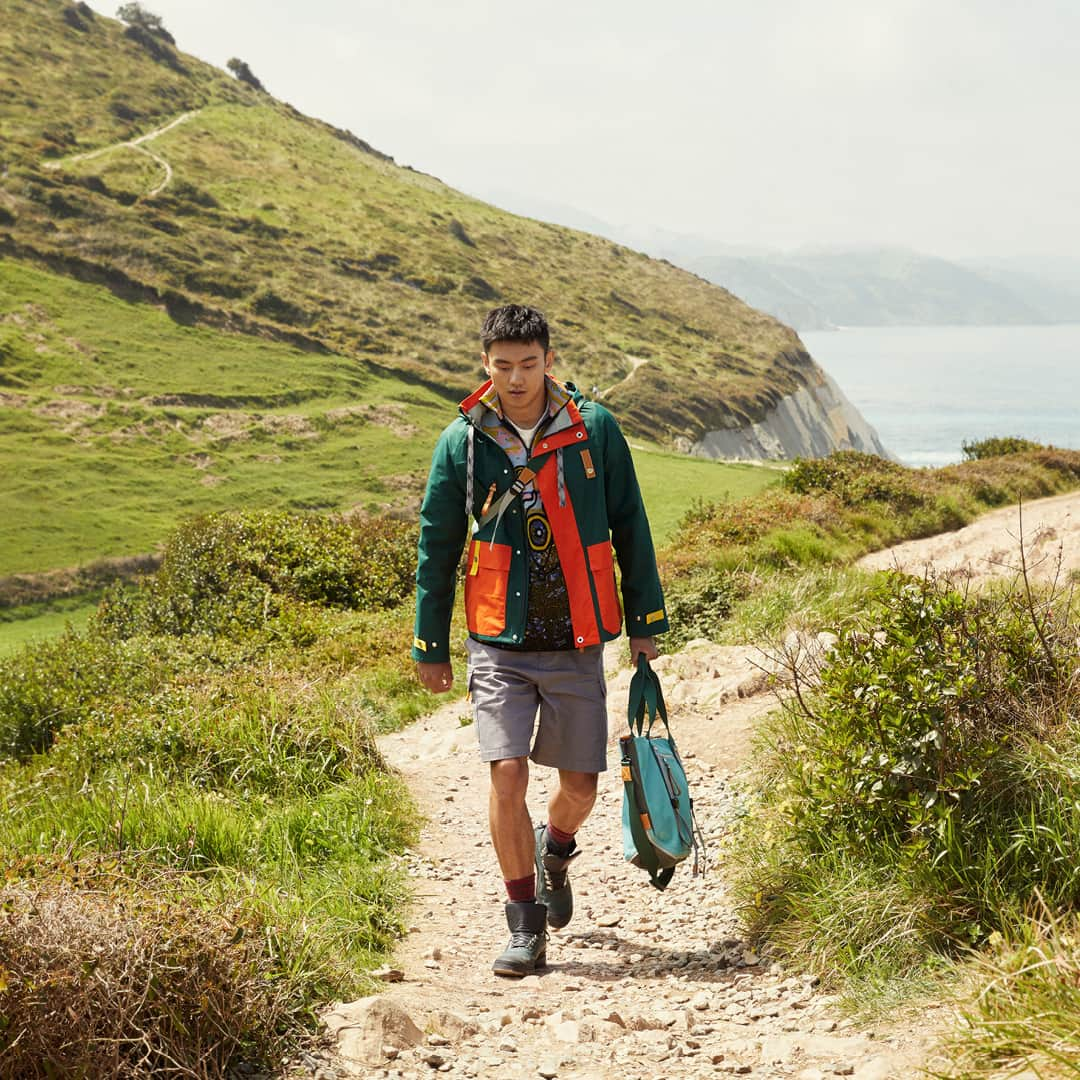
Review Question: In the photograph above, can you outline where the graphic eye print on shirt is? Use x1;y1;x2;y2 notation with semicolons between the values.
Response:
517;467;553;552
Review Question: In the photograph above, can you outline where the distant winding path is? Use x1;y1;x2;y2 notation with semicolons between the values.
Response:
42;109;202;197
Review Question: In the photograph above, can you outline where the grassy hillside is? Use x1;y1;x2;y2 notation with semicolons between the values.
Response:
0;259;452;575
0;0;813;450
0;259;780;583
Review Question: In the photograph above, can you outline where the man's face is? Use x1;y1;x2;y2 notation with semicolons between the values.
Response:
482;339;554;421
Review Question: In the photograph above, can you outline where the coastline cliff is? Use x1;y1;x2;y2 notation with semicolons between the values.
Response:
685;363;892;462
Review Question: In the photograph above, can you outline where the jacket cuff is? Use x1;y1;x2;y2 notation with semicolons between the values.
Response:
627;606;669;638
412;634;450;664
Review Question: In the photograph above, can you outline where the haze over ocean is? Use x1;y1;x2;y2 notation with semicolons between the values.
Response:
802;324;1080;468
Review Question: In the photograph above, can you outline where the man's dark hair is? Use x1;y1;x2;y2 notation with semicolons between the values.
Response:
481;304;549;354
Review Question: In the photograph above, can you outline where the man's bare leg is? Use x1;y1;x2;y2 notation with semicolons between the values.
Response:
489;756;547;976
547;769;598;836
489;757;534;879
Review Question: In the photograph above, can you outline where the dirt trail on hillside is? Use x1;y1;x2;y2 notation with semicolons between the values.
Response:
42;109;201;197
303;642;947;1080
857;490;1080;586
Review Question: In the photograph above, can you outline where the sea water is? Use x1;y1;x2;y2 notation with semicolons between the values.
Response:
801;324;1080;468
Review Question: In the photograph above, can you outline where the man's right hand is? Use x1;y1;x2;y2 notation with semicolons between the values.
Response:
417;661;454;693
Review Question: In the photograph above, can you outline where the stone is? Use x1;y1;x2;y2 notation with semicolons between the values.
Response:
538;1059;560;1079
577;1019;626;1043
691;991;712;1011
853;1060;897;1080
638;1030;674;1051
324;997;424;1068
759;1035;797;1065
427;1010;480;1041
373;966;405;983
796;1070;825;1080
553;1020;580;1043
424;1051;446;1067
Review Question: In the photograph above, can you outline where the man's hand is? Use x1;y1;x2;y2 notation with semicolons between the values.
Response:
629;636;658;665
417;661;454;693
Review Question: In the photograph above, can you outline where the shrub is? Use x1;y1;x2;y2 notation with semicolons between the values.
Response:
96;510;418;639
663;566;749;650
738;570;1080;973
226;57;266;92
0;630;171;759
0;871;289;1077
962;436;1044;461
115;2;174;42
784;450;927;511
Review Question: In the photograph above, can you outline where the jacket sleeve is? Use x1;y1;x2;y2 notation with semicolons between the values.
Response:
595;406;669;637
412;423;469;663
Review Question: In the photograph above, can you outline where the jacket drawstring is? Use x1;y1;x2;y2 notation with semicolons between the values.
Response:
465;423;475;527
556;448;566;507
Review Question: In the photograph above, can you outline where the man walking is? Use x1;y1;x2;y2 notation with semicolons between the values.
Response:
413;304;668;976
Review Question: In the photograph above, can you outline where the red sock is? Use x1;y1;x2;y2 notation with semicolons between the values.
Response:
505;874;536;903
545;822;575;854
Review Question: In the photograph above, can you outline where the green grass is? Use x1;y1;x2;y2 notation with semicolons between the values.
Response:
0;594;99;654
0;259;449;575
632;443;782;545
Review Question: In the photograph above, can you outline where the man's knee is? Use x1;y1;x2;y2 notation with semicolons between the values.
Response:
490;756;529;800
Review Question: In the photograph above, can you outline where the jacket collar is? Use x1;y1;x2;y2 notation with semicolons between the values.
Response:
459;375;576;431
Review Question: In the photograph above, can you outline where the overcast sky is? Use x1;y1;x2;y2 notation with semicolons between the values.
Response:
93;0;1080;259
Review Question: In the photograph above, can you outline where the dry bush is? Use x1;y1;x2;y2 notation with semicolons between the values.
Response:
0;870;289;1078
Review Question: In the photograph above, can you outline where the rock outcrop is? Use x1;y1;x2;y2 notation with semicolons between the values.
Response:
691;367;892;462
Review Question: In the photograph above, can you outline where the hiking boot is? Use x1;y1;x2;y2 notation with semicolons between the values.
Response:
535;824;580;930
492;900;548;977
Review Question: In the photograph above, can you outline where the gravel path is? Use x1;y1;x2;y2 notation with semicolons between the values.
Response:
306;642;946;1079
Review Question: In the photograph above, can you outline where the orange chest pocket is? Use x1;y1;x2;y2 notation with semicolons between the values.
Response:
464;540;513;637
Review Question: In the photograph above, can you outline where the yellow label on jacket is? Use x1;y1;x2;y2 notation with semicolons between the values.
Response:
413;636;427;652
646;608;664;624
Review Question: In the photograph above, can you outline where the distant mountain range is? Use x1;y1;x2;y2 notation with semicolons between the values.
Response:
684;250;1080;331
475;189;1080;332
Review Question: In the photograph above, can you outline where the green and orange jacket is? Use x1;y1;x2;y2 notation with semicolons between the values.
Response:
411;378;668;664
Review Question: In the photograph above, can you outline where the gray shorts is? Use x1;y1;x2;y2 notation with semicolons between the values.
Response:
465;637;609;773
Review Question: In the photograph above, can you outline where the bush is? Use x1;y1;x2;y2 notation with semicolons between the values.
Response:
0;630;172;759
0;871;289;1077
663;566;748;650
226;57;265;92
784;451;927;511
962;436;1044;461
97;510;418;639
115;2;174;42
738;570;1080;974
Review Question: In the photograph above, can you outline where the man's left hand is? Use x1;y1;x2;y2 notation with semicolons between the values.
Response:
629;636;658;665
